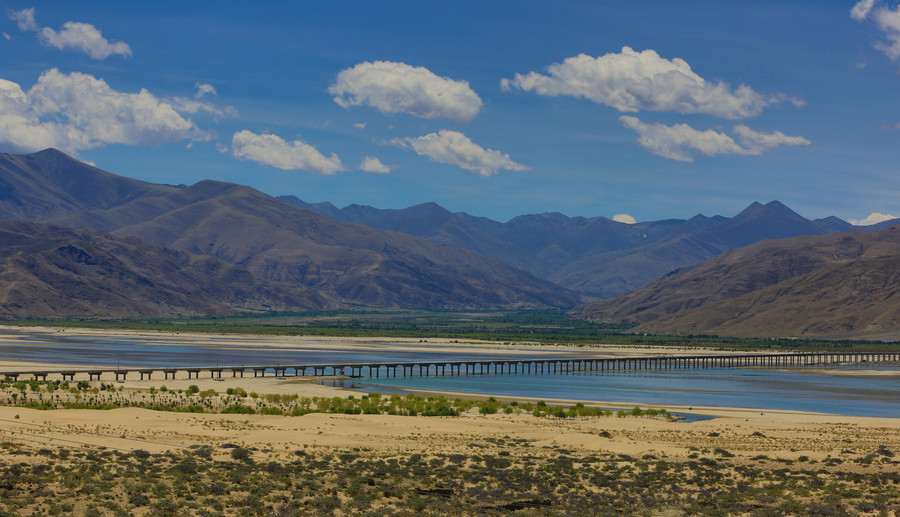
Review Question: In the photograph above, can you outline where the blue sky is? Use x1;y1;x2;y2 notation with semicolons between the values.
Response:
1;1;899;225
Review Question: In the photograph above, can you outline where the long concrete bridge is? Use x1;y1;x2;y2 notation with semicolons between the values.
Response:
2;351;898;382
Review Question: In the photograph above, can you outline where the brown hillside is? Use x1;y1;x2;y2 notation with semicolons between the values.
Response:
0;221;331;319
0;150;578;309
105;184;577;308
639;254;900;338
577;226;900;338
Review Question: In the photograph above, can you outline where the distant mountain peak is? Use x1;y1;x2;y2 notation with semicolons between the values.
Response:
405;202;452;215
731;200;803;222
27;148;68;158
763;200;801;215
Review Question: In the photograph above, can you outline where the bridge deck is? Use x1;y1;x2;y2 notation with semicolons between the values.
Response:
1;351;897;382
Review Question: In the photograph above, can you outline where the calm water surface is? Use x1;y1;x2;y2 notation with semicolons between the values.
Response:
0;333;561;367
349;366;900;418
1;331;897;417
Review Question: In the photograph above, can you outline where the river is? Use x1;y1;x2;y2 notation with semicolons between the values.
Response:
1;331;897;417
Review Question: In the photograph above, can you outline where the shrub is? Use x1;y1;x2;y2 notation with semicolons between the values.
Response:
479;401;498;415
222;404;255;415
230;447;252;462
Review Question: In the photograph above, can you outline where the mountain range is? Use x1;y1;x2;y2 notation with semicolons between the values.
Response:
279;196;890;299
3;148;898;336
576;226;900;338
0;149;576;318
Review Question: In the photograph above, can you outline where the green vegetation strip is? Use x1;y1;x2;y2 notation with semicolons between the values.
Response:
1;379;669;420
7;309;900;351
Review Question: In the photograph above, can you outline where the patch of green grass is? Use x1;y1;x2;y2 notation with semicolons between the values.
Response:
7;309;896;351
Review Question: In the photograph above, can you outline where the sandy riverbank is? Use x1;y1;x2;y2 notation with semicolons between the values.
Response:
2;397;898;461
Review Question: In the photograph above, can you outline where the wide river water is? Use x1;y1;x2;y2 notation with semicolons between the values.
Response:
345;366;900;418
0;332;897;418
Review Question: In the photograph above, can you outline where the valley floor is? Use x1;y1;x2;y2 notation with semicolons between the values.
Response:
0;328;898;515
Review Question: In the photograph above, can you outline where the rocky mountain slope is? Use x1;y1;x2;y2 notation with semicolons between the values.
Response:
576;226;900;338
0;221;331;319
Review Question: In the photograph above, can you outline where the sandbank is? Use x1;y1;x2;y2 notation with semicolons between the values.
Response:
0;324;747;359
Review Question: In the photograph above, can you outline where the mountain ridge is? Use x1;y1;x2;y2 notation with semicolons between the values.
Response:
0;149;579;311
279;196;875;298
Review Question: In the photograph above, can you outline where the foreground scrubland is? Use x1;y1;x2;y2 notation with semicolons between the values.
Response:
1;381;899;516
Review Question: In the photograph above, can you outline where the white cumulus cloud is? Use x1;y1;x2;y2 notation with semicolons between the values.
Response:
620;116;810;162
8;7;37;31
501;47;794;119
732;125;812;154
330;61;482;123
852;0;876;21
849;212;897;226
620;116;744;161
8;8;131;59
612;214;637;224
852;1;900;60
392;130;530;177
359;155;393;174
195;83;216;98
170;96;238;119
231;130;345;175
0;77;76;152
874;6;900;60
0;69;227;154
